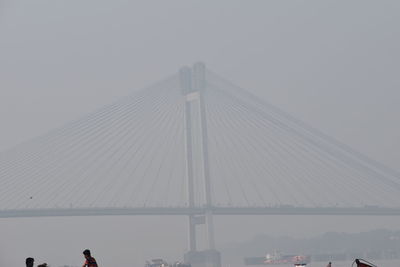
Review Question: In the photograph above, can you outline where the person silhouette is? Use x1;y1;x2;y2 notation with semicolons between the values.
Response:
26;257;34;267
82;249;98;267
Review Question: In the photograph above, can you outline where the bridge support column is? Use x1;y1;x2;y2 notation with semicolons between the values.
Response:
193;62;216;251
180;66;197;252
184;249;221;267
181;63;220;267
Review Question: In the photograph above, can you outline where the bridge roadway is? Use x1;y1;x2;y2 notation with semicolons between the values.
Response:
1;206;400;218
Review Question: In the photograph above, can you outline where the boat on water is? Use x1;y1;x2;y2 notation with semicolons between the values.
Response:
265;251;310;265
145;259;191;267
353;259;377;267
244;251;311;265
145;259;169;267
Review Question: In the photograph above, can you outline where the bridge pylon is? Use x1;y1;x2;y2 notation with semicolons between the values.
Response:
180;63;220;267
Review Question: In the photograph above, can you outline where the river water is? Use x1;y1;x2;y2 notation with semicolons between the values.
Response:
238;260;400;267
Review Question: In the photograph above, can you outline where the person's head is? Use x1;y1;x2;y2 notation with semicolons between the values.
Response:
83;249;91;258
26;257;34;267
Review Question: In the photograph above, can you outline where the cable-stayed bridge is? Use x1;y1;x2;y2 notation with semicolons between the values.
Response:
2;63;400;214
1;63;400;262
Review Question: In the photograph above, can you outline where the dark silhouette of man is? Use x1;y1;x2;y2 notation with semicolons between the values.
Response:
26;257;34;267
83;249;98;267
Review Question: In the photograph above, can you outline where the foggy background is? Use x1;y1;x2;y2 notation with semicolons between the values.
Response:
1;1;400;266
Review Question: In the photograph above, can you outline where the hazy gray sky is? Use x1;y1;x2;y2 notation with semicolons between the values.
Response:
1;0;399;168
1;1;400;266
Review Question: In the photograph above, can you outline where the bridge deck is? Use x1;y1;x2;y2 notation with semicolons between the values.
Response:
1;206;400;218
